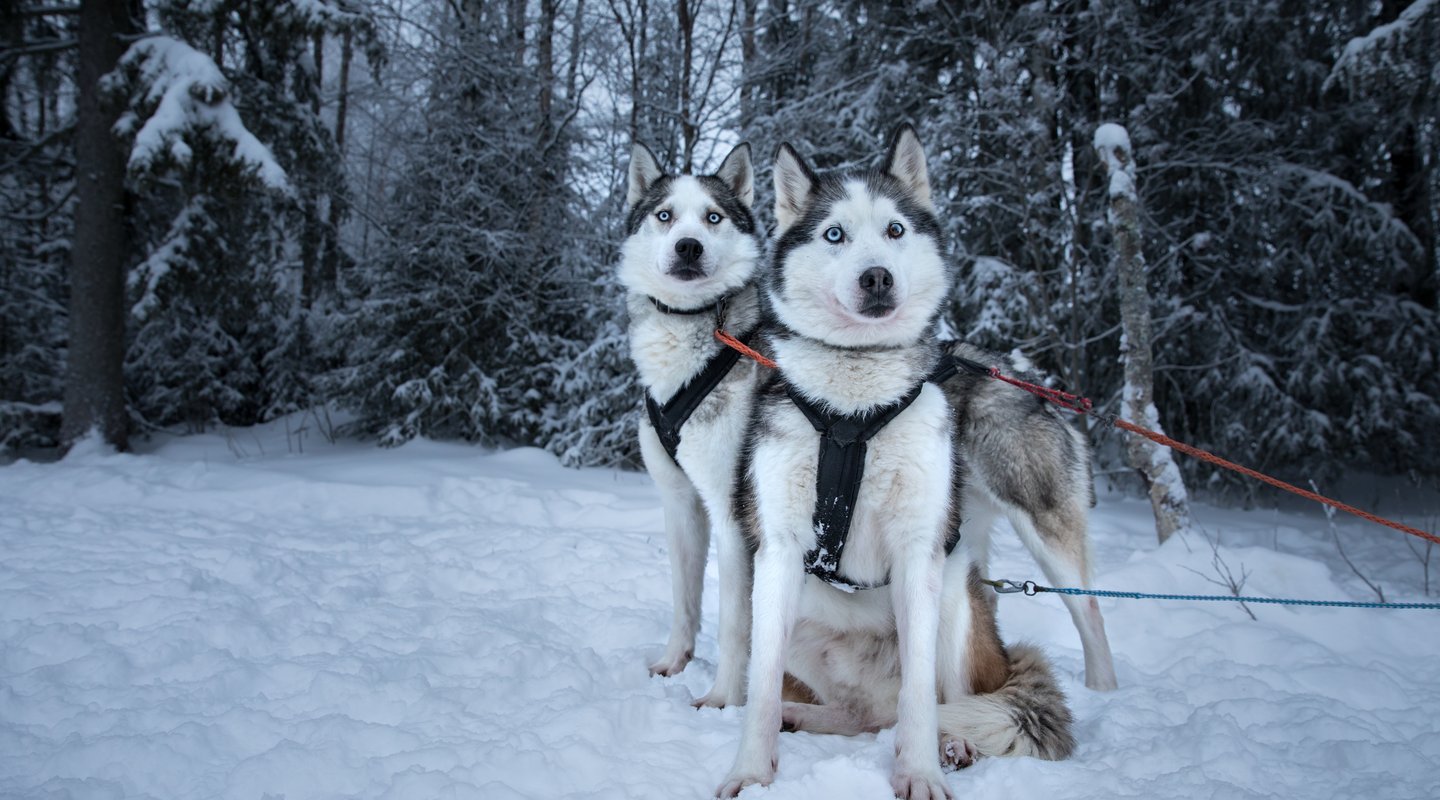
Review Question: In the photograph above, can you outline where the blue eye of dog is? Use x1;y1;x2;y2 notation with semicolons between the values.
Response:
824;226;844;243
887;222;905;239
707;212;723;224
657;210;671;222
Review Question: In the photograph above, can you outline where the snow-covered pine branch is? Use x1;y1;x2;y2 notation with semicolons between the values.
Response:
1326;0;1439;90
112;36;289;191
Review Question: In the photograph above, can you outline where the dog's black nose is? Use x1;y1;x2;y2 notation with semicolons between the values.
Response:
859;267;894;294
675;238;704;263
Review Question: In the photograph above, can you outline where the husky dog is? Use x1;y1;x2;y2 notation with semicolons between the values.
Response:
718;127;1073;799
935;343;1118;691
622;142;765;708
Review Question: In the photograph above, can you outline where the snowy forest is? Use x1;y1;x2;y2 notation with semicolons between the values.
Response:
4;0;1439;500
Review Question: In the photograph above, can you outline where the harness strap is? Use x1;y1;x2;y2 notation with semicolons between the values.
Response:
645;327;758;462
927;352;991;384
786;381;929;591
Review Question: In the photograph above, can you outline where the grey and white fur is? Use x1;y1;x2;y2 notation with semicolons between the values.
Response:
621;142;765;708
718;127;1073;799
939;341;1118;691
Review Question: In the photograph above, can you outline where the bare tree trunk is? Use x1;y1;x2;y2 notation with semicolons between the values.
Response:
566;0;585;103
1094;123;1192;545
311;30;324;114
322;28;354;298
739;0;756;133
62;0;138;451
538;0;555;136
677;0;694;173
509;0;527;65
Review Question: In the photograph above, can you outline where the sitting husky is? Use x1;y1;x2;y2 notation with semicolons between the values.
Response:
718;127;1073;798
621;142;764;708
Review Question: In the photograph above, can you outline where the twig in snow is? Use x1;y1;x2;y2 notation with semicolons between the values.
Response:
1310;479;1385;603
1402;514;1434;596
1181;529;1256;620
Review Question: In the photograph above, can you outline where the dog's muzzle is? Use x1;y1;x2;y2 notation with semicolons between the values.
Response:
857;266;895;317
668;237;707;281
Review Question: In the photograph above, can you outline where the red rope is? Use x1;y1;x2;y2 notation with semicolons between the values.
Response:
1001;371;1440;548
713;329;1440;548
715;329;776;369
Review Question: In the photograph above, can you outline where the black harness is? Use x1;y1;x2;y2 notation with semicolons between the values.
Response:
927;352;992;384
642;293;755;462
786;373;961;591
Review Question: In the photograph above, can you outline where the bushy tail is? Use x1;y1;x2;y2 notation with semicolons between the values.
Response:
937;643;1075;761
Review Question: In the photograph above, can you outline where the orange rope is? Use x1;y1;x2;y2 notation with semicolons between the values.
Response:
715;329;776;369
1112;418;1440;547
713;329;1440;548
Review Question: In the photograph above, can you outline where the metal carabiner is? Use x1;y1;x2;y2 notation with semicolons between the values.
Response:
988;578;1039;596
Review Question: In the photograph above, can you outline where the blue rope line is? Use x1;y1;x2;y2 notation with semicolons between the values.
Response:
986;579;1440;610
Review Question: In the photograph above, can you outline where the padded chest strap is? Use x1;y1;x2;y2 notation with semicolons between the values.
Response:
645;328;758;462
786;381;926;591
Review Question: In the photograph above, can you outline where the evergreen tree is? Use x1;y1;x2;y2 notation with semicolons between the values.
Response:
334;0;592;452
0;2;75;450
115;1;376;431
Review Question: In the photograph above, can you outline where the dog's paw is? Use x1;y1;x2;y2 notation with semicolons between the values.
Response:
647;648;692;678
779;702;807;732
711;753;771;794
692;685;744;709
890;768;954;800
939;736;979;770
715;764;774;798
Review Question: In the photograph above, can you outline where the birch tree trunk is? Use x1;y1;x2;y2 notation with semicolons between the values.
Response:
1094;123;1192;545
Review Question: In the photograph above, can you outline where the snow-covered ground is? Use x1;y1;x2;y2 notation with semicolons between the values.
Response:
3;422;1439;799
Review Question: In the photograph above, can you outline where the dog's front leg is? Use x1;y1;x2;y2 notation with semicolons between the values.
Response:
695;511;752;708
890;543;954;800
717;536;801;797
641;423;709;678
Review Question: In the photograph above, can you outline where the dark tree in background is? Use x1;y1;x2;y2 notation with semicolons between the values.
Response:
60;0;139;450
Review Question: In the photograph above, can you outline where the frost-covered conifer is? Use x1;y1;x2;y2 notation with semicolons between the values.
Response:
114;1;376;430
333;0;602;457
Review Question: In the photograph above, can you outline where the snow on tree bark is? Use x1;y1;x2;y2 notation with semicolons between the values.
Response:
1095;122;1192;545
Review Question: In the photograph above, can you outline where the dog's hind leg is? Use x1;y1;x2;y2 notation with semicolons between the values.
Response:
1006;504;1117;691
781;702;879;735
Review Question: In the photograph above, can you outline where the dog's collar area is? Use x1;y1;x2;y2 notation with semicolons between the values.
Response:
645;326;759;463
771;321;917;355
647;293;730;317
785;380;959;591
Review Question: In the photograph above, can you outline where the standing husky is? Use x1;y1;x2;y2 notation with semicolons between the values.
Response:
719;128;1072;799
936;343;1118;690
622;142;764;708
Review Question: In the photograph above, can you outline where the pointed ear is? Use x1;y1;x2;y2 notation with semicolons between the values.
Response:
714;143;754;209
773;143;816;232
627;142;664;209
884;124;933;211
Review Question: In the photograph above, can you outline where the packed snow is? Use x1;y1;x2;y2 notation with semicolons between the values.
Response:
2;422;1439;799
